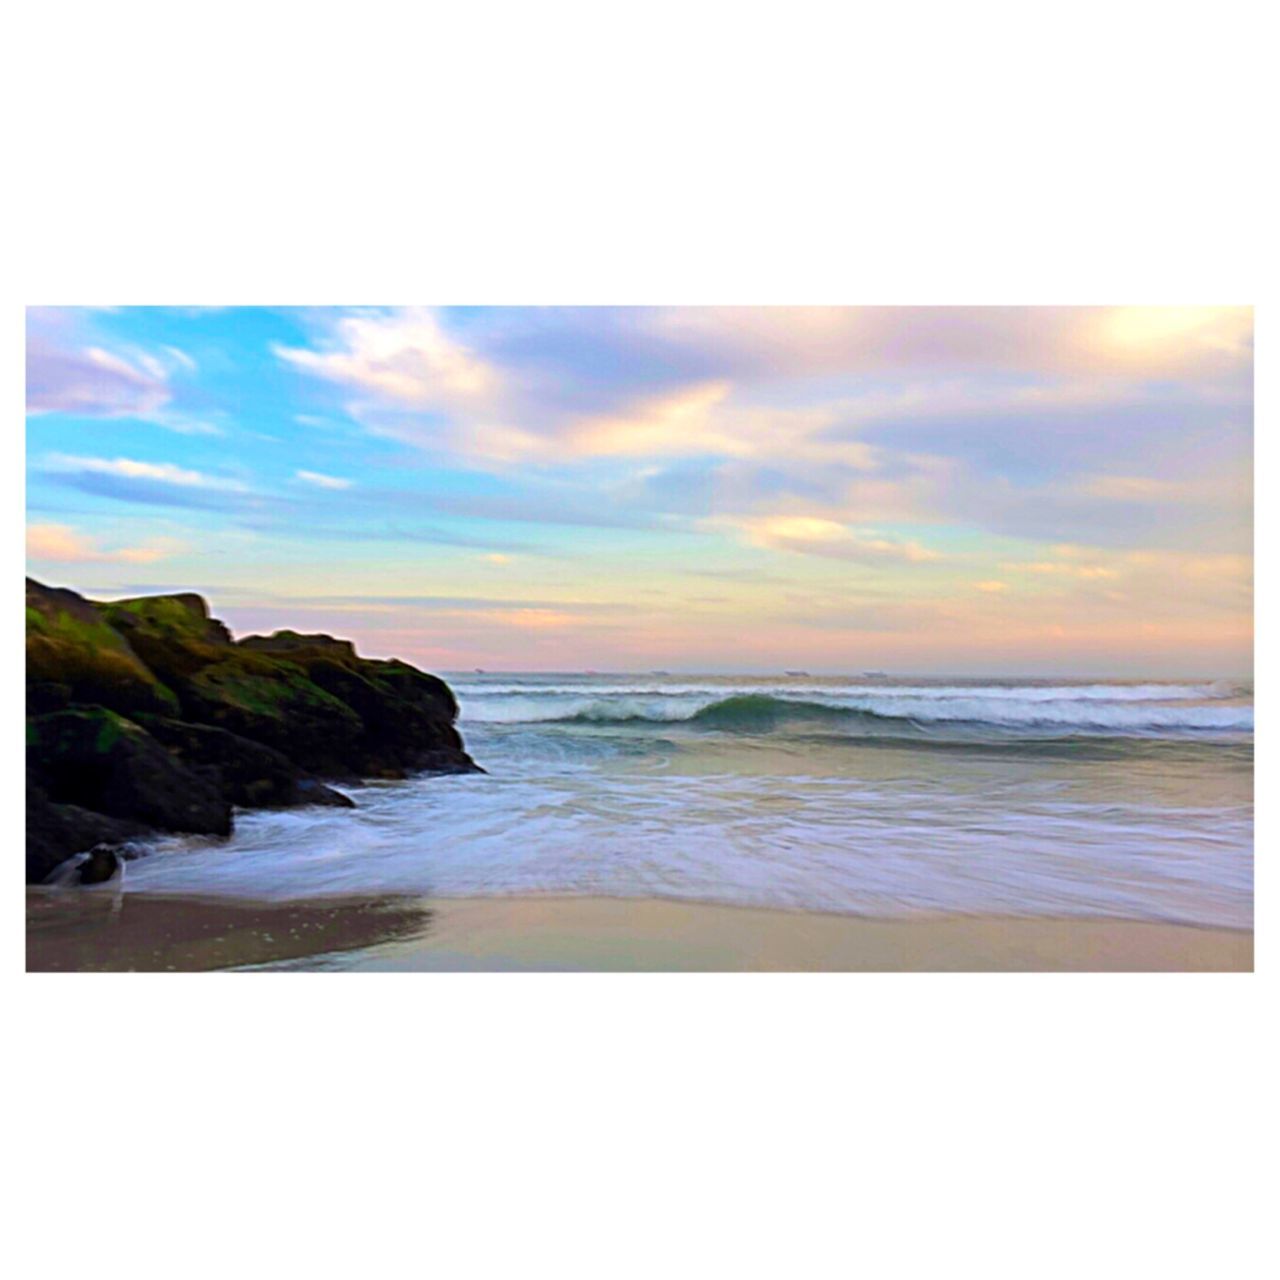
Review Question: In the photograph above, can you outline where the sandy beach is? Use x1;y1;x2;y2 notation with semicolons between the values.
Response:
26;889;1253;972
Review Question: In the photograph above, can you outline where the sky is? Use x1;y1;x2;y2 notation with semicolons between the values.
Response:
25;306;1252;675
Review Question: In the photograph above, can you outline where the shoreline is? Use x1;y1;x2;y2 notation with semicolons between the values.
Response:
26;889;1254;972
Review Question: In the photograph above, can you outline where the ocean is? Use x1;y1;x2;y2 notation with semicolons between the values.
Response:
119;673;1254;928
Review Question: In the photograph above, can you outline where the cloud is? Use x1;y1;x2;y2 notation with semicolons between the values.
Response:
730;515;942;564
982;546;1251;623
831;382;1250;484
1080;474;1191;502
288;594;635;614
434;306;1249;401
273;308;844;464
162;345;198;372
451;380;754;463
37;453;256;513
422;487;663;531
271;308;1252;567
932;459;1251;553
26;311;201;421
295;469;353;490
563;382;735;458
22;306;1253;675
479;608;590;630
43;454;247;491
1095;307;1253;367
27;342;174;418
26;522;183;565
644;306;1251;380
147;413;226;436
1001;558;1119;580
231;515;537;555
275;308;495;410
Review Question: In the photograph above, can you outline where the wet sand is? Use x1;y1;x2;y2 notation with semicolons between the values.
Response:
25;890;432;972
26;889;1253;972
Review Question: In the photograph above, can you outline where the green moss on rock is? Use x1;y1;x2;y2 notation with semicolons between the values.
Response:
27;706;232;835
26;581;179;716
24;578;480;882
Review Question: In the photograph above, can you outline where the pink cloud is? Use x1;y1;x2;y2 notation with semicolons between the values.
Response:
26;522;183;565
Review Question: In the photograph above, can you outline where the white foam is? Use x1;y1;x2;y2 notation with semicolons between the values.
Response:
118;747;1254;928
456;687;1253;732
110;674;1253;928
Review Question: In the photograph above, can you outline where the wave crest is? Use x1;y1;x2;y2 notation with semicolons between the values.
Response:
468;690;1253;735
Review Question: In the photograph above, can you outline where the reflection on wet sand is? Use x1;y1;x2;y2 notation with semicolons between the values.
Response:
27;890;1253;972
26;890;432;972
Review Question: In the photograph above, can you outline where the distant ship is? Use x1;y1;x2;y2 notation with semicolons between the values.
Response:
863;670;887;678
474;668;486;674
784;670;810;677
651;670;671;676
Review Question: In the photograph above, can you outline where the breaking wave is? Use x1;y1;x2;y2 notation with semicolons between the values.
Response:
115;670;1254;927
460;689;1253;736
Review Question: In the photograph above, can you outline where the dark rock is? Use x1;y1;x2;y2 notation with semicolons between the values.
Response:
102;591;233;647
27;707;232;836
136;715;355;809
26;779;149;883
28;680;72;714
239;630;358;660
93;597;367;772
81;585;475;775
301;657;468;773
294;777;357;807
176;655;366;774
97;591;234;685
26;578;179;716
25;579;481;883
243;649;476;775
77;847;122;885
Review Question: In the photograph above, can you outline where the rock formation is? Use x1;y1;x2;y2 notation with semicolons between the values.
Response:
26;578;480;883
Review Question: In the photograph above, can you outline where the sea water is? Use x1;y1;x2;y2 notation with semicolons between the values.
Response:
120;674;1254;927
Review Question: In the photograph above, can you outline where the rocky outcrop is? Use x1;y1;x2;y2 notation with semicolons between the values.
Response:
240;636;469;777
100;596;366;775
24;578;480;884
26;779;149;884
134;716;355;809
28;706;233;834
26;580;180;717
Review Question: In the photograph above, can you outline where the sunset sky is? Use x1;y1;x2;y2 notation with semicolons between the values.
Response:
26;306;1252;675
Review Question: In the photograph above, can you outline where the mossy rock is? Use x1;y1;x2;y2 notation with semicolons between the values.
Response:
238;635;456;719
365;659;459;721
27;706;232;836
97;595;365;775
99;592;233;683
136;714;355;809
27;577;478;803
101;592;230;642
26;579;179;716
296;657;466;772
239;630;357;660
179;656;366;772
